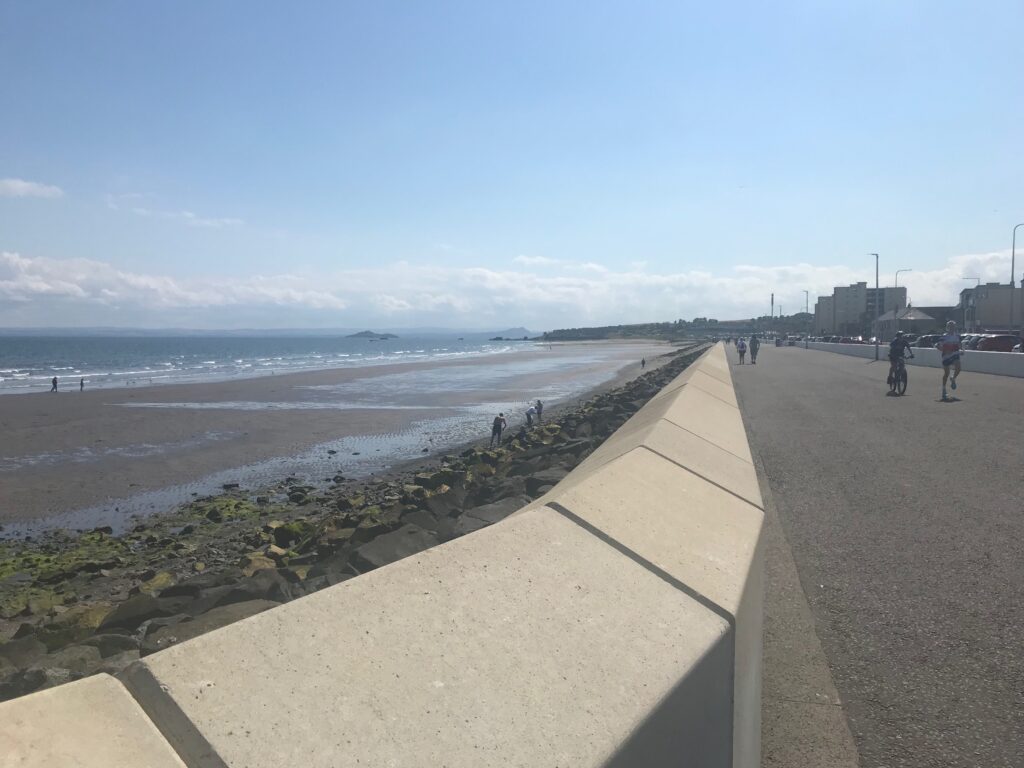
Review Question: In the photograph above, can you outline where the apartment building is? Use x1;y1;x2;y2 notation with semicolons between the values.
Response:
813;282;906;336
958;283;1023;331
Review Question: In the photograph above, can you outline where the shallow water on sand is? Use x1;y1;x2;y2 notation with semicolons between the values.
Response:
1;343;661;538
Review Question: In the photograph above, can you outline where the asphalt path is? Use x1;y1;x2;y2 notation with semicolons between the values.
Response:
732;344;1023;768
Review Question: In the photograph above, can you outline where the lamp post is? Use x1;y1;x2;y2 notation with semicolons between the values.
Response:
962;277;980;331
802;290;810;347
895;269;912;335
1011;223;1023;331
870;253;879;360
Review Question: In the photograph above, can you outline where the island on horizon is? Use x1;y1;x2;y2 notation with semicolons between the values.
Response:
346;330;399;340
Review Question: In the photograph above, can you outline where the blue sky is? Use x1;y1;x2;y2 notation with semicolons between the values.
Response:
2;1;1022;329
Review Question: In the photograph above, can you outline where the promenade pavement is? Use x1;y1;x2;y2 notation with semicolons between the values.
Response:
732;344;1022;768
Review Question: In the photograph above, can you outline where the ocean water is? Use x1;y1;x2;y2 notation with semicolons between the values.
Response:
0;335;528;393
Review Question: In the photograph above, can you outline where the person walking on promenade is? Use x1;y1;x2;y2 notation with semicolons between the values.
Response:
535;399;543;423
525;403;538;427
489;413;507;447
736;337;747;364
749;334;760;364
936;320;963;401
50;376;58;392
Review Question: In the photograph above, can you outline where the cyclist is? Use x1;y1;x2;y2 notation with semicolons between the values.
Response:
936;320;962;400
887;331;914;385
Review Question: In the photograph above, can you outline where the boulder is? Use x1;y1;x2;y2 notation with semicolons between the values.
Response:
351;525;440;572
37;644;102;675
573;421;593;438
80;633;140;658
213;568;293;608
525;468;569;496
143;600;279;652
312;524;355;555
454;496;529;536
0;636;47;668
305;555;353;583
98;594;193;631
31;602;114;651
335;495;365;511
159;570;242;599
0;668;56;701
97;649;140;675
239;552;277;577
271;520;314;548
138;571;176;595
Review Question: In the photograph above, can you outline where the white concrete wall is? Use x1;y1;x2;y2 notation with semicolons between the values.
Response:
2;344;766;768
804;341;1024;378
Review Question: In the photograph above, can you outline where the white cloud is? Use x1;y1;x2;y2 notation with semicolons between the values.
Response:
105;194;242;228
0;252;346;312
129;206;243;228
513;254;561;266
0;178;64;199
0;248;1014;329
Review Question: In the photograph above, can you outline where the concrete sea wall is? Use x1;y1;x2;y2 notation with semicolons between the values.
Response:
804;341;1024;377
0;344;766;768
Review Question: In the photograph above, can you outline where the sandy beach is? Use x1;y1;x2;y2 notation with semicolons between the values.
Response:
0;341;668;534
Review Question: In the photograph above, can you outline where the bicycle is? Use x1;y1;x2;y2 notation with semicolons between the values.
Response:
887;352;914;395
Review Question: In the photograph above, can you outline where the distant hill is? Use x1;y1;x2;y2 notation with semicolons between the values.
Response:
346;330;399;339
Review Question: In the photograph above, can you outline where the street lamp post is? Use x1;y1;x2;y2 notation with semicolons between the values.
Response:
803;289;810;348
962;277;980;331
895;269;912;335
870;253;880;360
1011;223;1023;331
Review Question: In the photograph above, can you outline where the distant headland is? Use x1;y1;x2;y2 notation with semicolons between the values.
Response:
346;331;399;340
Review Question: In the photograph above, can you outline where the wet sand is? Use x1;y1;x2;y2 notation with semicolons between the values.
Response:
0;341;668;531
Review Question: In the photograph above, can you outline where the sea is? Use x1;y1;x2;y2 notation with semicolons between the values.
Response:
0;334;528;394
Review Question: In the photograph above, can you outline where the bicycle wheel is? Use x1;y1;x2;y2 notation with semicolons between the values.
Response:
896;367;908;395
888;367;897;393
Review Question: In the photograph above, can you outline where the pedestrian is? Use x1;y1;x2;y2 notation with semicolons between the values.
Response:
749;334;760;364
641;357;646;370
936;320;963;401
525;404;537;427
736;337;747;364
50;376;58;392
489;413;507;447
535;399;543;423
79;377;84;392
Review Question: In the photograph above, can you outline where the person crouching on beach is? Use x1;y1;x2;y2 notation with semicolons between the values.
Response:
490;413;507;447
525;403;538;427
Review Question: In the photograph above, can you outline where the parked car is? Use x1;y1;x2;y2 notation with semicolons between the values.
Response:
967;335;987;350
975;335;1022;352
915;334;941;348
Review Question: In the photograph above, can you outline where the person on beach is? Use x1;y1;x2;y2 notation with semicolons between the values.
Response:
736;337;747;364
490;413;507;447
50;376;58;392
641;357;646;370
936;320;963;401
79;377;84;392
535;399;543;423
525;404;538;427
749;335;760;364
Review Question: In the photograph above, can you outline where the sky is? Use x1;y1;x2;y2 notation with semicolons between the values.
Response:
2;1;1023;331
